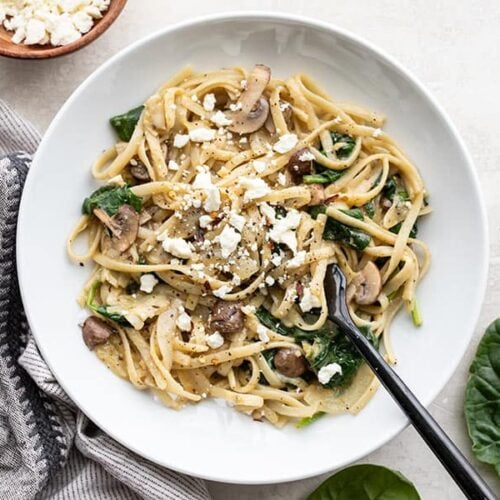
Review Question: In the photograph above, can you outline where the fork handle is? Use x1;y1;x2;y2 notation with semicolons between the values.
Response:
332;314;495;500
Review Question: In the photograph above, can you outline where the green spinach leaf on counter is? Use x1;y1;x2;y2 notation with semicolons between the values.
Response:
465;318;500;475
307;464;420;500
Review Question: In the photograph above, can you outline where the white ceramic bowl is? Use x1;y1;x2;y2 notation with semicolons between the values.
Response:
17;12;488;484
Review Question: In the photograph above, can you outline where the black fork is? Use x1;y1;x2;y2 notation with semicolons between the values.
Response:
324;264;495;500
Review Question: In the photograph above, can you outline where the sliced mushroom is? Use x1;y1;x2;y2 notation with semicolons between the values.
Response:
308;184;325;205
351;261;382;305
274;348;308;378
286;148;314;183
82;316;114;350
210;300;244;334
129;161;150;181
264;112;276;135
228;64;271;134
93;204;139;253
229;97;270;135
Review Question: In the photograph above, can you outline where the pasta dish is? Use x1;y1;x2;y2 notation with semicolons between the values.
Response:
67;65;431;427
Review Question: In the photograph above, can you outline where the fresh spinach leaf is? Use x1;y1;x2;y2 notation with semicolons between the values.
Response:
308;205;371;251
110;105;144;142
86;281;130;326
465;318;500;475
255;307;378;388
82;185;142;216
307;464;420;500
296;411;326;428
390;221;418;239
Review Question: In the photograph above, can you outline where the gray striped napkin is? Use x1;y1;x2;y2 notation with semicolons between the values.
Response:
0;100;210;500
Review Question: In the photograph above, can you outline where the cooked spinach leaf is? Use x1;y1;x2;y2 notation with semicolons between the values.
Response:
363;201;375;218
110;105;144;142
465;318;500;475
411;300;422;327
296;411;326;428
82;185;142;216
390;221;418;239
307;464;420;500
330;132;356;159
303;165;344;185
86;281;130;326
255;307;378;388
308;204;371;251
383;175;410;202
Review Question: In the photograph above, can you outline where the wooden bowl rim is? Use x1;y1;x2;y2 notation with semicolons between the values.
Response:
0;0;127;59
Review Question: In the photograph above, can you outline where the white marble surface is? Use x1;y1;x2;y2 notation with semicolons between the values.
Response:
1;1;500;498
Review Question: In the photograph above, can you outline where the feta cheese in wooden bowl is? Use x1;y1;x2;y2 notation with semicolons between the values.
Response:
0;0;127;59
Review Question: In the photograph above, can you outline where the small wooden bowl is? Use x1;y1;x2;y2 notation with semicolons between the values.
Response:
0;0;127;59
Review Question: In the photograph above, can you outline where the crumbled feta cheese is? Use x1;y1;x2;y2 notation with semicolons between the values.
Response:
277;172;287;186
202;93;216;111
273;133;298;154
239;137;248;144
168;160;180;171
265;276;275;286
229;102;243;111
192;263;204;271
298;150;315;161
189;127;215;142
213;285;233;298
257;324;269;342
286;250;306;269
299;287;322;312
72;10;93;33
217;225;241;258
199;215;213;228
271;252;283;267
193;170;221;212
228;212;246;232
279;101;291;111
24;18;47;44
207;331;224;349
210;110;232;127
173;134;190;148
239;177;271;202
318;363;343;384
252;160;266;173
241;305;256;315
1;0;110;47
259;202;276;223
191;94;199;102
268;209;301;254
139;274;158;294
158;236;194;259
232;275;241;286
240;79;247;89
372;128;382;138
176;308;192;332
